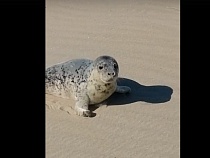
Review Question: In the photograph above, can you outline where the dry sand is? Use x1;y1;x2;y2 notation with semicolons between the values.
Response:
46;0;180;157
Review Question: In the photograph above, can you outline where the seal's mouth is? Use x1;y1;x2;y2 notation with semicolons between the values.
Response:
99;72;118;83
100;77;116;83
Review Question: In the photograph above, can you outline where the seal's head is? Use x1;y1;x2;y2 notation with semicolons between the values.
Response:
93;55;119;83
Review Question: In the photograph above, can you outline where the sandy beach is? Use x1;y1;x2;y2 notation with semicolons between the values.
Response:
46;0;180;157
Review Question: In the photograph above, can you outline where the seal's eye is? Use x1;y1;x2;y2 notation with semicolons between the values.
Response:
113;63;118;69
98;66;103;70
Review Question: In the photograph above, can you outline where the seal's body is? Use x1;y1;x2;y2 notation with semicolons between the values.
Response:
46;56;131;117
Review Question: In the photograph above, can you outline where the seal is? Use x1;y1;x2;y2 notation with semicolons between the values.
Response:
46;55;131;117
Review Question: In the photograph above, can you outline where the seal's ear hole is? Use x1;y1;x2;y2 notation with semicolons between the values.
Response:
113;63;118;69
98;66;103;70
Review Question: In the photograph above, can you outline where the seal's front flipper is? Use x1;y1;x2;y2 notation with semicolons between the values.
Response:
115;86;131;94
75;105;91;117
74;94;92;117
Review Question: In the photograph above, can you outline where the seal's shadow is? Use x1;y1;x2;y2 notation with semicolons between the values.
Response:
90;78;173;112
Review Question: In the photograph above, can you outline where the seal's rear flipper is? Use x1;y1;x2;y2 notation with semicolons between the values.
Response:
115;86;131;94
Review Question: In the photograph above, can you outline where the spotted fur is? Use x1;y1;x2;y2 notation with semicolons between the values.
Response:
46;56;131;117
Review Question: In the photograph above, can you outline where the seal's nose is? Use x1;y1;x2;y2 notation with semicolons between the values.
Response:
108;72;115;76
